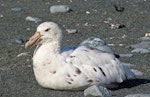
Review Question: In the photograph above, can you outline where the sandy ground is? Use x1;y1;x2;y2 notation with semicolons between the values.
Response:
0;0;150;97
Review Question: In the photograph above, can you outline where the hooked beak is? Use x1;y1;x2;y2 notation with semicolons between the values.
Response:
25;32;41;49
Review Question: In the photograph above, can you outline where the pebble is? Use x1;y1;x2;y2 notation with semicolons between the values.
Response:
121;62;133;68
26;16;42;23
130;41;150;53
15;38;24;44
0;14;4;18
86;11;90;14
11;7;22;12
140;37;150;41
66;29;78;34
125;93;150;97
17;52;30;57
0;3;5;6
131;41;150;49
119;54;133;57
131;48;150;53
84;85;112;97
0;74;1;81
50;5;71;13
114;4;125;12
145;33;150;37
107;43;115;46
27;64;32;68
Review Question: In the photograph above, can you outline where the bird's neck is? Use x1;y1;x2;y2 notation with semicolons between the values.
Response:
38;41;61;54
33;41;62;67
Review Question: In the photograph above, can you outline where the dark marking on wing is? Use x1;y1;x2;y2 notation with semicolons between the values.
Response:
93;68;97;72
67;81;72;84
73;74;77;77
52;70;56;74
70;78;74;81
50;70;56;74
76;67;81;75
83;49;89;52
87;79;93;83
70;55;75;58
98;67;106;77
67;74;71;77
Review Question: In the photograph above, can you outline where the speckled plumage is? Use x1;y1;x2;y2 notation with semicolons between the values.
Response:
25;22;141;90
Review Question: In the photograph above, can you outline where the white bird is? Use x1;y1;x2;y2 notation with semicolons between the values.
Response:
25;22;142;90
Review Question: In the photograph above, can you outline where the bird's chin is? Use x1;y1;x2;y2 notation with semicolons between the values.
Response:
25;32;42;49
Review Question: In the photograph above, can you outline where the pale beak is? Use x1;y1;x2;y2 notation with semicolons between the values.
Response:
25;32;41;49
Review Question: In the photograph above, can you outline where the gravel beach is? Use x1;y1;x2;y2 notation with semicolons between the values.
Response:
0;0;150;97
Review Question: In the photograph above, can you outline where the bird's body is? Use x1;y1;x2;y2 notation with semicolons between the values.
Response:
25;22;141;90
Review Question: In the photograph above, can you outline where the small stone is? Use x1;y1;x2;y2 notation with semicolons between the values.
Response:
84;85;112;97
50;5;71;13
140;37;150;41
11;7;22;12
26;16;42;23
119;44;124;46
66;29;78;34
131;48;150;53
119;54;133;57
86;11;90;14
17;52;30;57
118;24;126;29
0;3;5;6
125;93;150;97
114;4;125;12
110;23;125;29
131;41;150;49
15;38;24;44
0;14;4;18
26;28;30;31
107;44;115;46
27;64;32;68
121;62;133;68
107;17;112;21
145;33;150;37
0;74;1;81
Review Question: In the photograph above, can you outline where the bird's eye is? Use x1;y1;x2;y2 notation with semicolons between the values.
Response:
45;28;50;32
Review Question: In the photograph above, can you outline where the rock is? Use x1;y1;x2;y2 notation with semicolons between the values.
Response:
114;4;125;12
140;37;150;41
66;29;78;34
130;41;150;53
145;33;150;37
0;3;5;7
0;14;4;18
17;52;30;57
26;16;42;23
131;41;150;50
50;5;71;13
86;11;90;14
84;85;112;97
131;48;150;53
15;38;24;44
0;74;1;81
119;54;133;57
121;62;133;68
11;7;22;12
125;94;150;97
